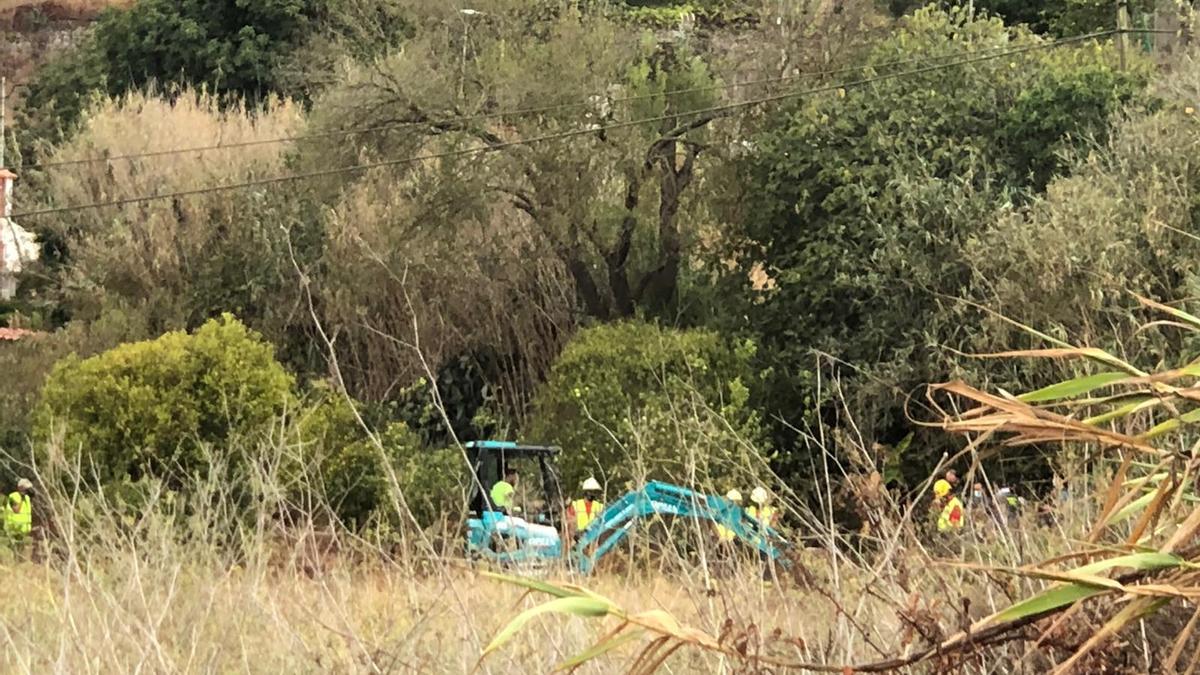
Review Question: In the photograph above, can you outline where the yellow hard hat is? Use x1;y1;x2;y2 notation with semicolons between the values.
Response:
933;479;951;498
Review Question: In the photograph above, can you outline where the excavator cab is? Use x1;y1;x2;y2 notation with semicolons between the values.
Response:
464;440;566;565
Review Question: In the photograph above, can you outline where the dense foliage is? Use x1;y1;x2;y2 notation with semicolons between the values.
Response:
729;8;1146;482
18;0;329;145
35;315;293;486
530;322;768;491
5;0;1197;525
888;0;1156;36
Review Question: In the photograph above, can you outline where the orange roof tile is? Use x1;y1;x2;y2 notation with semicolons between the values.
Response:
0;327;41;341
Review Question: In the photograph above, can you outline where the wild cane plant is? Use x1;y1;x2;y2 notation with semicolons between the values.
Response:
480;296;1200;673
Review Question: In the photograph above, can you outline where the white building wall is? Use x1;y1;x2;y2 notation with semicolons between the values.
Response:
0;218;38;301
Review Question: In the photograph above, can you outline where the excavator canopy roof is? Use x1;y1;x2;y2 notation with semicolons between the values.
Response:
465;440;560;456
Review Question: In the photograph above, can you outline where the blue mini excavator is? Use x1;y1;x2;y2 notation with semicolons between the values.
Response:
463;440;787;573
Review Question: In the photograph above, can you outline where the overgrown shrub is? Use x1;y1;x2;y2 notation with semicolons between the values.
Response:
529;321;769;492
296;391;465;528
35;314;294;487
23;89;322;376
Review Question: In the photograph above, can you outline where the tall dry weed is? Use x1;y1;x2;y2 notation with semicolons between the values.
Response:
25;89;307;328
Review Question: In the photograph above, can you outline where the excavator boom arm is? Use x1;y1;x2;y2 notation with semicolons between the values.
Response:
570;480;786;574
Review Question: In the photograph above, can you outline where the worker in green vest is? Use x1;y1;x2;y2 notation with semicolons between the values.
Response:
5;478;33;544
489;469;518;514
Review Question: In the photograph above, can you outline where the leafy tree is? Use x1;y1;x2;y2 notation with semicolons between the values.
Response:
18;0;329;145
528;321;769;491
306;1;743;322
728;7;1146;482
888;1;1156;36
300;1;738;417
35;315;294;487
967;55;1200;359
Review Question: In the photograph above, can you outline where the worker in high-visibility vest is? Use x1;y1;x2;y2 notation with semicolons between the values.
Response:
995;486;1021;526
934;479;964;532
715;489;743;543
747;487;778;581
489;469;518;514
4;478;33;544
566;478;605;532
747;487;778;531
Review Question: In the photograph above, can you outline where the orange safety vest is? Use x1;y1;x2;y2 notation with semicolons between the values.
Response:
569;498;604;530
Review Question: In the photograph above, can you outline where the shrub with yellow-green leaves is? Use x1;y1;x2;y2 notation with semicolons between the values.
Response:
529;321;769;493
35;314;294;488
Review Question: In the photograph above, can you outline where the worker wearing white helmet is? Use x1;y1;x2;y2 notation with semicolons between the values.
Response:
747;486;779;582
747;487;778;530
4;478;33;545
567;477;605;533
715;489;744;543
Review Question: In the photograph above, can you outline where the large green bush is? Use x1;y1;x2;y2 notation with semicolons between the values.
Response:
529;322;768;492
36;315;294;486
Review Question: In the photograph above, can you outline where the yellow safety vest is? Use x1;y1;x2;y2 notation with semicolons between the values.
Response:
570;499;603;530
490;481;514;510
937;496;964;532
715;523;736;542
747;505;777;527
4;492;31;536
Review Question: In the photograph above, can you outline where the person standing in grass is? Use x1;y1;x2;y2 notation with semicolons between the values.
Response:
934;479;964;533
714;488;743;545
4;478;33;546
748;487;779;582
566;477;605;533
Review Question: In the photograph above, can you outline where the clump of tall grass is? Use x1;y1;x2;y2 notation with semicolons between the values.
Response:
24;88;308;329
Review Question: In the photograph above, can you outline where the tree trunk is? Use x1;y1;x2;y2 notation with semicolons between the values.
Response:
606;168;642;318
636;141;696;314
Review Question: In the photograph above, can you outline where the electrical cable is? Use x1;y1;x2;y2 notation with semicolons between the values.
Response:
17;30;1128;171
9;28;1125;219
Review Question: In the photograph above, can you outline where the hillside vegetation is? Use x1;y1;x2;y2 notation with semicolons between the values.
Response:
4;0;1200;672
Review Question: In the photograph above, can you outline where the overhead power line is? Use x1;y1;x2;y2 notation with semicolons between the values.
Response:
11;29;1124;219
19;31;1126;172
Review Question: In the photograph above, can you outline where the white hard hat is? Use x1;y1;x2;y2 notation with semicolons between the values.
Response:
725;489;743;503
750;487;769;505
582;477;601;492
16;478;32;491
